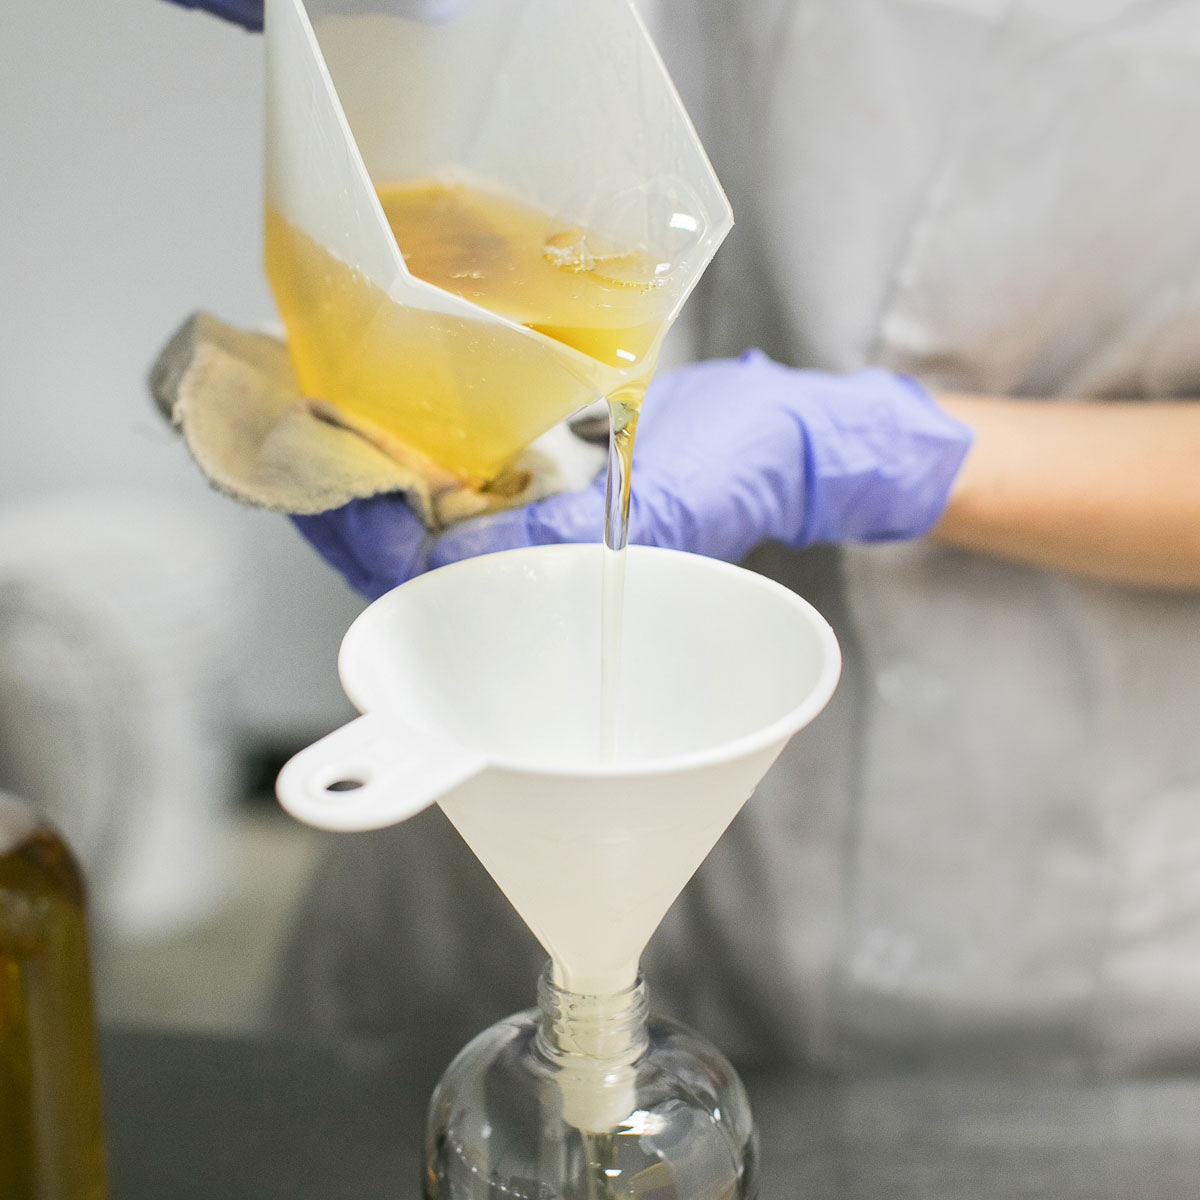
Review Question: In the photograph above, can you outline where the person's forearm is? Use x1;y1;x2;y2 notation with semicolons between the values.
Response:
931;394;1200;590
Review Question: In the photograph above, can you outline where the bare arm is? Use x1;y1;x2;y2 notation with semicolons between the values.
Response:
931;394;1200;591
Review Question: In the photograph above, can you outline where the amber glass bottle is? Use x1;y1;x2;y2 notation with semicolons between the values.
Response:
0;791;107;1199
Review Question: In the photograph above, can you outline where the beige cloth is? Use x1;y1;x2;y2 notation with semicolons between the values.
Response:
149;312;602;529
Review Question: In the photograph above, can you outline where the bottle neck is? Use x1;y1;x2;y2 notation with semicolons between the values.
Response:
535;964;650;1069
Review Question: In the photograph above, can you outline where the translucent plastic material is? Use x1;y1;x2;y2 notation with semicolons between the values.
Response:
277;545;841;996
425;968;758;1198
263;0;733;481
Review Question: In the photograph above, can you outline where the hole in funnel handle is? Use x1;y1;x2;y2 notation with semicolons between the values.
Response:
326;778;366;793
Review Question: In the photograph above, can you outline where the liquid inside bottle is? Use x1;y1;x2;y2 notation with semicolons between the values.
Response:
0;793;108;1200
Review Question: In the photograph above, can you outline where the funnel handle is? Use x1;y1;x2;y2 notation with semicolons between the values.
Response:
275;712;487;832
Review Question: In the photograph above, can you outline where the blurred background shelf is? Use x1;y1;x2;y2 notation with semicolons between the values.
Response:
92;800;320;1035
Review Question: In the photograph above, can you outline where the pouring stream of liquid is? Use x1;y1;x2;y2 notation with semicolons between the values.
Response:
601;393;640;761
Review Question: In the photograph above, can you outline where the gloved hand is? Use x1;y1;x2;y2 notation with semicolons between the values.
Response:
294;350;973;599
160;0;263;30
159;0;471;30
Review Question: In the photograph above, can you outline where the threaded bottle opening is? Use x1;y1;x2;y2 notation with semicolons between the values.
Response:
535;962;650;1066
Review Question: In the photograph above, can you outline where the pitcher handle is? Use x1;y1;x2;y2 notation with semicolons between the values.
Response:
275;712;487;831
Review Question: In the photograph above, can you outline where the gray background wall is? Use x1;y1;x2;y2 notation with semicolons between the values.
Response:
1;0;362;743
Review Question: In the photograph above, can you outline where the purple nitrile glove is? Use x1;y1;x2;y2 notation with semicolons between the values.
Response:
160;0;264;30
292;495;435;601
159;0;470;31
293;351;973;599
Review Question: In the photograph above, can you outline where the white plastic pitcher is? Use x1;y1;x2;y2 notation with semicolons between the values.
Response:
263;0;733;480
277;545;840;996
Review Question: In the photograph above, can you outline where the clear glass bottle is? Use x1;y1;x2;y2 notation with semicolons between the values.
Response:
424;967;758;1200
0;792;108;1199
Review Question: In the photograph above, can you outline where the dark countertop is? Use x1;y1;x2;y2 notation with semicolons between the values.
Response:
102;1030;1200;1198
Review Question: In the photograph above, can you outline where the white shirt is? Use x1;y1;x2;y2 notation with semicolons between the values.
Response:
643;0;1200;1071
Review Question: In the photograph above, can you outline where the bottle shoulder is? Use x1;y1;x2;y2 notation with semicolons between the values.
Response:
434;1006;751;1110
0;791;86;907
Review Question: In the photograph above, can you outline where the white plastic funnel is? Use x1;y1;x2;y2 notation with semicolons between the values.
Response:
263;0;733;480
278;545;840;997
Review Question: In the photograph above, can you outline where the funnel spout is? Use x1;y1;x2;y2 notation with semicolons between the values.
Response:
437;753;779;1006
552;958;638;1000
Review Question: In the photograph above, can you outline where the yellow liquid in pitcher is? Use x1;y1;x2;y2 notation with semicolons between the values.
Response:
265;178;667;482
